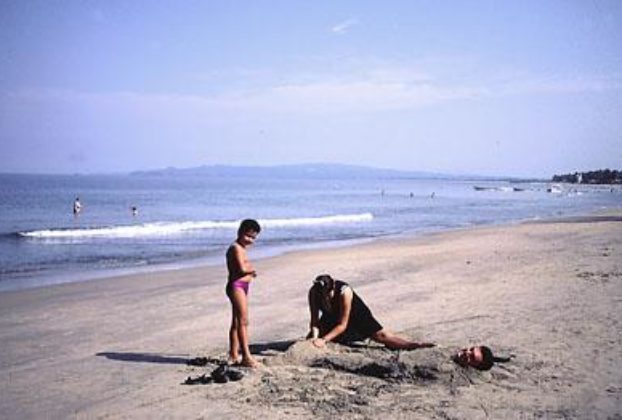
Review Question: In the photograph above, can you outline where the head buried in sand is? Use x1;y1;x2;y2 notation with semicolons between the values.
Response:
453;346;495;370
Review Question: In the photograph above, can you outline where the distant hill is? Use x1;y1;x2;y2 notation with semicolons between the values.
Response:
130;163;516;180
132;163;438;179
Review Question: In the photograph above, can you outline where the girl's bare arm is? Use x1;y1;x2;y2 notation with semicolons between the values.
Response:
227;245;256;280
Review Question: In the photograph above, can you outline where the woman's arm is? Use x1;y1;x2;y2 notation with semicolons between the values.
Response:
307;289;321;339
314;288;353;346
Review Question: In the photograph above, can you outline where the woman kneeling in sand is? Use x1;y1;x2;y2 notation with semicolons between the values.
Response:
307;274;435;350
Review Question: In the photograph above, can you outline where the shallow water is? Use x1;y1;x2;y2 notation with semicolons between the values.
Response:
1;171;620;291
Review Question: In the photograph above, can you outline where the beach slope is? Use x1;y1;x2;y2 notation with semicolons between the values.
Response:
1;214;621;418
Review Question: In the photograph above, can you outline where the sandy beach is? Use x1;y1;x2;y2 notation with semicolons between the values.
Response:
1;213;621;419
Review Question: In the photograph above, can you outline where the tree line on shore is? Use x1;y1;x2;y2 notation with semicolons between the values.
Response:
552;169;622;184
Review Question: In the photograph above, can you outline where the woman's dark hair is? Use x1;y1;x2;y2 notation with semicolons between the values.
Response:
313;274;335;293
238;219;261;235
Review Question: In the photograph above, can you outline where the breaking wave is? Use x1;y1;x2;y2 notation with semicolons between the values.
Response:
18;213;374;239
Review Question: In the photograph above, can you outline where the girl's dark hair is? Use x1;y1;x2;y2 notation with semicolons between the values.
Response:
238;219;261;235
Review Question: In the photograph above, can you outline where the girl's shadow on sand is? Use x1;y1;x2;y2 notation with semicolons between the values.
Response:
96;352;190;365
95;340;298;365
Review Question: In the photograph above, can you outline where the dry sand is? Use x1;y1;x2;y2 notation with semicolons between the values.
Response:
1;213;621;419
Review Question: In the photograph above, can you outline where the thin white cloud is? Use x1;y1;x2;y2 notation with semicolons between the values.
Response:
331;18;359;34
495;75;622;96
4;73;620;122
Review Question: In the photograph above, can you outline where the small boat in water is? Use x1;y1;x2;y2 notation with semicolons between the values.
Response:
473;185;514;192
547;184;563;194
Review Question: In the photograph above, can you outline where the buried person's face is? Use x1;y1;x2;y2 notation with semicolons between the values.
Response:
453;346;484;368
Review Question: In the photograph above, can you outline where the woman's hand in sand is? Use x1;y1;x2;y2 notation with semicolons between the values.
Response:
311;338;326;348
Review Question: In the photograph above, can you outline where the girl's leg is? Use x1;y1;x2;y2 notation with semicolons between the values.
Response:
228;299;240;363
230;288;259;367
371;329;435;350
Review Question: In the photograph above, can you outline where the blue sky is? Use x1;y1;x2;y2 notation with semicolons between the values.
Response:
1;1;621;177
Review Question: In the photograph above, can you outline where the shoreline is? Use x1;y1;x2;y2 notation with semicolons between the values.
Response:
1;210;621;418
3;207;620;294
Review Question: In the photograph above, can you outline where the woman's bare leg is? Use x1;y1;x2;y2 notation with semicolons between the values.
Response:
371;329;435;350
230;288;259;367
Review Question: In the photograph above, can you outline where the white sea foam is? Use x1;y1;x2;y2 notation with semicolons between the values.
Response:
18;213;374;239
259;213;373;227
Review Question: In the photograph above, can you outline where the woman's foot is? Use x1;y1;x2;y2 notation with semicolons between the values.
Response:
412;342;436;349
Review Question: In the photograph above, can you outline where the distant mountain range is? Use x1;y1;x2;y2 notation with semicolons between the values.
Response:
130;163;523;180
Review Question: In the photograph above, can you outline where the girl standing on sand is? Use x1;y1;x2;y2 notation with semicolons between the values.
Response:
225;219;261;367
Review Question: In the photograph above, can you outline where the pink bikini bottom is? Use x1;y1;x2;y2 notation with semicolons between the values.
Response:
226;279;250;296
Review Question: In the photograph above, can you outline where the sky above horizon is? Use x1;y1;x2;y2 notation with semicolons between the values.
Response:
1;1;621;177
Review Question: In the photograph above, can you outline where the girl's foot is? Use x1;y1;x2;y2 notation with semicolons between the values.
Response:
227;357;241;366
228;353;241;365
240;357;260;368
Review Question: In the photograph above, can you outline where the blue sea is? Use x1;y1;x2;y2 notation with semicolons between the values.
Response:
1;169;620;292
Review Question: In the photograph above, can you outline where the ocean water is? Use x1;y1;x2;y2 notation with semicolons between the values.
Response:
1;172;620;292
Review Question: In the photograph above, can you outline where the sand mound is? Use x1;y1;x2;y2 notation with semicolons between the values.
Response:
262;340;331;366
183;341;518;418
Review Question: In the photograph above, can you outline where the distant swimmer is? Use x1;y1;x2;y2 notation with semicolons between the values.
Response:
131;205;138;217
73;197;82;216
431;192;435;199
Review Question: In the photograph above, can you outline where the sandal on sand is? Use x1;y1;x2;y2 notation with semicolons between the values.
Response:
186;357;209;366
184;364;245;385
211;365;229;383
226;368;244;382
187;356;224;366
211;364;245;383
183;374;212;385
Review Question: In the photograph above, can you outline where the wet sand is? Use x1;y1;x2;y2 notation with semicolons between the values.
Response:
1;213;621;418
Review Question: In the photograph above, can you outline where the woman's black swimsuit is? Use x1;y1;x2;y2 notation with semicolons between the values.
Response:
317;280;383;342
